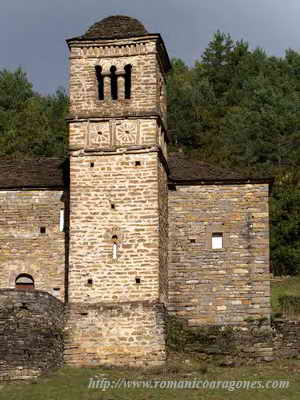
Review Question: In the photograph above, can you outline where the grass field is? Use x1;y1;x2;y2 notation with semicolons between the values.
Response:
0;354;299;400
271;275;300;313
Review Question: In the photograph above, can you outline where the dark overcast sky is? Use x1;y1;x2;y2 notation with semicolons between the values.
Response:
1;0;299;94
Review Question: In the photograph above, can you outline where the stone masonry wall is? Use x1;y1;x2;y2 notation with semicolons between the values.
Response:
158;158;168;304
68;151;164;304
0;289;65;381
272;319;300;359
0;190;66;301
65;301;166;367
67;150;167;365
168;183;270;326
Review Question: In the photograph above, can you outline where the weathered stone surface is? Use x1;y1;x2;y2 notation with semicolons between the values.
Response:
0;190;66;301
168;184;271;325
65;301;166;367
0;289;64;381
272;319;300;359
66;18;169;366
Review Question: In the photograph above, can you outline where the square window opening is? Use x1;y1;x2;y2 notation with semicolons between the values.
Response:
212;232;223;249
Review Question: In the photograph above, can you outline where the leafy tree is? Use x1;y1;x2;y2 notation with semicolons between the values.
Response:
0;68;68;158
167;32;300;275
271;183;300;275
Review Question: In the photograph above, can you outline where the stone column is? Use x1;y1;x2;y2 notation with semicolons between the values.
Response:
103;74;111;100
117;74;125;100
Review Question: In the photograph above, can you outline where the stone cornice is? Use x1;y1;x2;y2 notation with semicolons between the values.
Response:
66;34;171;73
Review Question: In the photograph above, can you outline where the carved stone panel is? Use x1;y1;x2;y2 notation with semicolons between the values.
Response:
86;121;112;149
115;120;139;147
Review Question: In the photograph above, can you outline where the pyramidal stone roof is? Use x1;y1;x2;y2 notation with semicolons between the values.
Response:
79;15;148;40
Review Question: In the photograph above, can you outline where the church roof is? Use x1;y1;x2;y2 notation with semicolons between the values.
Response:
84;15;148;39
0;158;66;189
0;155;272;189
71;15;148;41
168;153;273;184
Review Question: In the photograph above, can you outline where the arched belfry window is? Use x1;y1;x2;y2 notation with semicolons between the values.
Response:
110;66;118;100
124;64;132;99
95;66;104;100
15;274;35;290
95;65;132;101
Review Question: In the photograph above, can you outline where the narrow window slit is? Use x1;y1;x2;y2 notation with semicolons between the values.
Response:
124;64;132;99
95;66;104;100
110;66;118;100
60;209;64;232
112;235;118;259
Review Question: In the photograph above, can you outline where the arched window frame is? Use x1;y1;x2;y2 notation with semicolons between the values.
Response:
95;65;104;100
124;64;132;99
110;66;118;100
15;273;35;290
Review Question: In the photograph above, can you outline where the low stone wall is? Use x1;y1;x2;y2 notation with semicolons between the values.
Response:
65;300;166;367
272;319;300;359
0;289;65;381
167;316;300;365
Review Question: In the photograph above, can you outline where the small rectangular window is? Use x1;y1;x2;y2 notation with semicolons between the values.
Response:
60;209;64;232
212;232;223;249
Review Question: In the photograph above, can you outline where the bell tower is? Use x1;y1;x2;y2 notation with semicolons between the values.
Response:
65;16;171;367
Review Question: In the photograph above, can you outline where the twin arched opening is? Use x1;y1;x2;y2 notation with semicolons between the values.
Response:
95;65;132;101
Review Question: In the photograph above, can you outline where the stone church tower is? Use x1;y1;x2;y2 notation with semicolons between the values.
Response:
0;15;273;379
64;16;171;366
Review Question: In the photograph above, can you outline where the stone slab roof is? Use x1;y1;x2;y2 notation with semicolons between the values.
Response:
0;155;272;189
168;153;273;184
73;15;148;40
66;15;172;73
0;158;66;189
